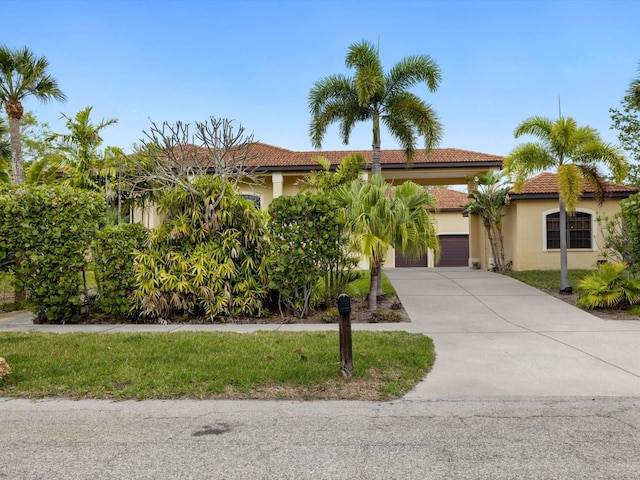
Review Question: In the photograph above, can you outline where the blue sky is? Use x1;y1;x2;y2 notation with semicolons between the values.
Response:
2;0;639;157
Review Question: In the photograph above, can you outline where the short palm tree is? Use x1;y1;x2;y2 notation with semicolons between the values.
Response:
465;170;510;273
50;106;118;190
504;116;628;292
576;262;640;309
338;175;439;310
0;45;67;183
298;153;366;193
392;179;440;267
309;40;442;174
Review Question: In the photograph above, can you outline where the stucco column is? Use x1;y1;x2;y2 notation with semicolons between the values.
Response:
272;172;283;199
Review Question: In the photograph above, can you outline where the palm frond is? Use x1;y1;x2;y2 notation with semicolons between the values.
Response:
513;116;554;140
503;143;555;190
576;163;606;205
386;54;441;95
557;163;583;214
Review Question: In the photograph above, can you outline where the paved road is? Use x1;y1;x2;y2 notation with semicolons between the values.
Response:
2;397;640;479
2;268;640;478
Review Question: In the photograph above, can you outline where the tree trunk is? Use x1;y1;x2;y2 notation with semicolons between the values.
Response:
8;115;24;184
486;220;506;273
558;198;571;292
376;270;384;298
371;113;381;175
368;261;380;311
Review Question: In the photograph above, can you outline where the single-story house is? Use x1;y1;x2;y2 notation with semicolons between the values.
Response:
132;142;501;268
132;142;638;272
501;172;639;271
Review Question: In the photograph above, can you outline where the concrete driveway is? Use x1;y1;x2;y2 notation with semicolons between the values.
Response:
385;267;640;398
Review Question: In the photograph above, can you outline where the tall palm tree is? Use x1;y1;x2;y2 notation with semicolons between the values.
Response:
465;170;510;273
0;46;67;183
504;116;628;292
309;40;442;174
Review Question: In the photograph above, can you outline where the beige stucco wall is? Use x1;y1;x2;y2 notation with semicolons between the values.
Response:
435;211;468;234
468;214;493;269
503;198;623;271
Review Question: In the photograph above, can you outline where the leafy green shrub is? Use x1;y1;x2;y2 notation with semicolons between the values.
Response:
576;262;640;309
0;185;106;323
268;193;352;317
600;193;640;273
94;223;149;317
320;307;339;323
132;176;269;322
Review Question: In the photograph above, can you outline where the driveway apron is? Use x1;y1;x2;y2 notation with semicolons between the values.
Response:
385;267;640;398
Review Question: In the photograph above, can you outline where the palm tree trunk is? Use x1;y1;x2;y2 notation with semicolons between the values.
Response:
558;198;571;292
489;221;506;273
371;113;382;175
8;116;24;184
376;270;384;298
368;261;380;311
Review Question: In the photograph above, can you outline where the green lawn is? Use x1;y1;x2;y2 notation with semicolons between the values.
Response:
0;330;435;401
506;270;593;291
346;270;396;298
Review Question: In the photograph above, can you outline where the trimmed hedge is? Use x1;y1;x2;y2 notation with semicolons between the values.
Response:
0;185;106;323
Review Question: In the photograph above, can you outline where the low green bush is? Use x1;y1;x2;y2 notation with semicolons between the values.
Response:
576;262;640;309
268;193;351;317
94;223;149;317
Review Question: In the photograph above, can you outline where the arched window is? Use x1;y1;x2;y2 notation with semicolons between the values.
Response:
240;193;261;208
545;211;592;249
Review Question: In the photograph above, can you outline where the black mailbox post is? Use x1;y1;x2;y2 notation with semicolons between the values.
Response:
337;293;353;378
337;294;351;314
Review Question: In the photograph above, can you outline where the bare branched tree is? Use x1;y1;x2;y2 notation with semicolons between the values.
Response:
123;117;264;207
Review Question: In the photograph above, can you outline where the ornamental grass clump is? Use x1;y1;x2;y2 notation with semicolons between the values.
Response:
576;262;640;309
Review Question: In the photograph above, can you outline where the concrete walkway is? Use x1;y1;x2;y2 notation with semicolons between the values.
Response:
2;267;640;397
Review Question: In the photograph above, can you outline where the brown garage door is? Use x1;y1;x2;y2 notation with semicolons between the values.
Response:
395;250;428;268
436;235;469;267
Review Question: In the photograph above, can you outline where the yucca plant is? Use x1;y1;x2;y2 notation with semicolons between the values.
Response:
576;262;640;309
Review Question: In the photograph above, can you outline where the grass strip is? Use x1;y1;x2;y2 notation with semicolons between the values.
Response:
0;331;434;401
506;269;593;291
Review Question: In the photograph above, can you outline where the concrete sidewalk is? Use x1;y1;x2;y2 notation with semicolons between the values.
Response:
2;267;640;397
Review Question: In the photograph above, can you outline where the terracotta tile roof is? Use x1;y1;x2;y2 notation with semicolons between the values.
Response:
510;172;639;198
242;142;503;170
428;189;469;210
